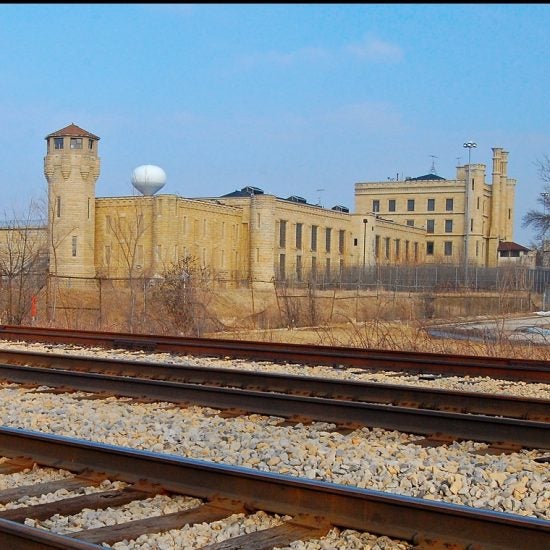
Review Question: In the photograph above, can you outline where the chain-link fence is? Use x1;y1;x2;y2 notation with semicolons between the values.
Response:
273;264;550;294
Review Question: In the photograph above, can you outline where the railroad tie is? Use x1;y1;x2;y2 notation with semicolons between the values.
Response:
0;472;108;504
199;514;332;550
0;484;157;522
0;458;35;475
69;497;245;545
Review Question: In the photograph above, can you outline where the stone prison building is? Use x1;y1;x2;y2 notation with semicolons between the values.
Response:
2;123;523;290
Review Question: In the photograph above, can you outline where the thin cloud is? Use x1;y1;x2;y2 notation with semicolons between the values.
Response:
320;101;406;132
238;46;332;69
345;35;404;63
235;34;403;70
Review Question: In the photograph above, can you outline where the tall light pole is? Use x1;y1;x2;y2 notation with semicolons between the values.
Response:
463;141;477;286
362;218;368;275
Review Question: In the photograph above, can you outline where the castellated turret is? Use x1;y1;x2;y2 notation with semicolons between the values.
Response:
44;123;100;278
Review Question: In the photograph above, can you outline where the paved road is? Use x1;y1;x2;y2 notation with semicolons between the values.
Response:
430;313;550;345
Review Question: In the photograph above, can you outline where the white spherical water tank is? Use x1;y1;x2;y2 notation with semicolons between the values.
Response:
131;165;167;196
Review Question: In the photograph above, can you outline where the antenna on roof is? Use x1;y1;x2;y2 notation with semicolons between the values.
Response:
429;155;438;175
316;188;325;207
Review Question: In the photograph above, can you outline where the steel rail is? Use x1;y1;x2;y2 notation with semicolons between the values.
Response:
0;427;547;550
0;364;548;449
1;325;549;382
0;347;548;421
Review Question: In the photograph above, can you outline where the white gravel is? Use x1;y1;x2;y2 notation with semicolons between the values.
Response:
0;384;547;521
0;339;548;400
5;468;410;549
0;339;547;548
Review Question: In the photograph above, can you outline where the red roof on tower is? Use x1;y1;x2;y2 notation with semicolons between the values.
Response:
45;123;100;140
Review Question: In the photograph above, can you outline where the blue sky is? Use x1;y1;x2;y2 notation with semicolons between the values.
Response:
1;3;549;245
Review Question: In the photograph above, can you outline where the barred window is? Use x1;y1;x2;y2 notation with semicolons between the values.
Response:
295;223;302;249
311;225;318;251
279;220;287;248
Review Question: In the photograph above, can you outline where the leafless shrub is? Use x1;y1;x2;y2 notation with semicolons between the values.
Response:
150;256;224;336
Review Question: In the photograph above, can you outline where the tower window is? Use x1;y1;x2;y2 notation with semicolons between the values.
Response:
54;137;64;150
72;236;77;257
70;138;83;149
56;196;61;218
88;139;94;150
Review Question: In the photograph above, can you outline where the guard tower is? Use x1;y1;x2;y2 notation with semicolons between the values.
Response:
44;124;100;279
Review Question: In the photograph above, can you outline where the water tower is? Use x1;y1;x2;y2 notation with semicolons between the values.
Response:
131;165;167;195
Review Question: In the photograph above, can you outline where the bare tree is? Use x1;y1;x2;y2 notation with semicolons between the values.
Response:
0;200;48;324
105;206;147;331
522;155;550;241
152;256;221;336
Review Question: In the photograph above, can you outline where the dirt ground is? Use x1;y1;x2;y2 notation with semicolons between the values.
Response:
202;288;547;360
42;284;546;359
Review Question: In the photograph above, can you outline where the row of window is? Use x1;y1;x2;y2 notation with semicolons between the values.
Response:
426;241;453;256
374;236;420;261
426;219;454;233
373;198;454;213
279;254;344;280
50;137;95;150
279;221;346;254
104;244;240;270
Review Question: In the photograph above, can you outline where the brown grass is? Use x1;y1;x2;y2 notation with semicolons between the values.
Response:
37;284;549;360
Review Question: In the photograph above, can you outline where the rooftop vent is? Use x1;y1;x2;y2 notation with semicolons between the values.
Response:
241;186;264;195
286;195;307;204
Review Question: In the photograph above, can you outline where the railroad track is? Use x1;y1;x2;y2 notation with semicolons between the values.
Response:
0;347;548;421
0;427;547;549
1;325;549;382
0;351;548;450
